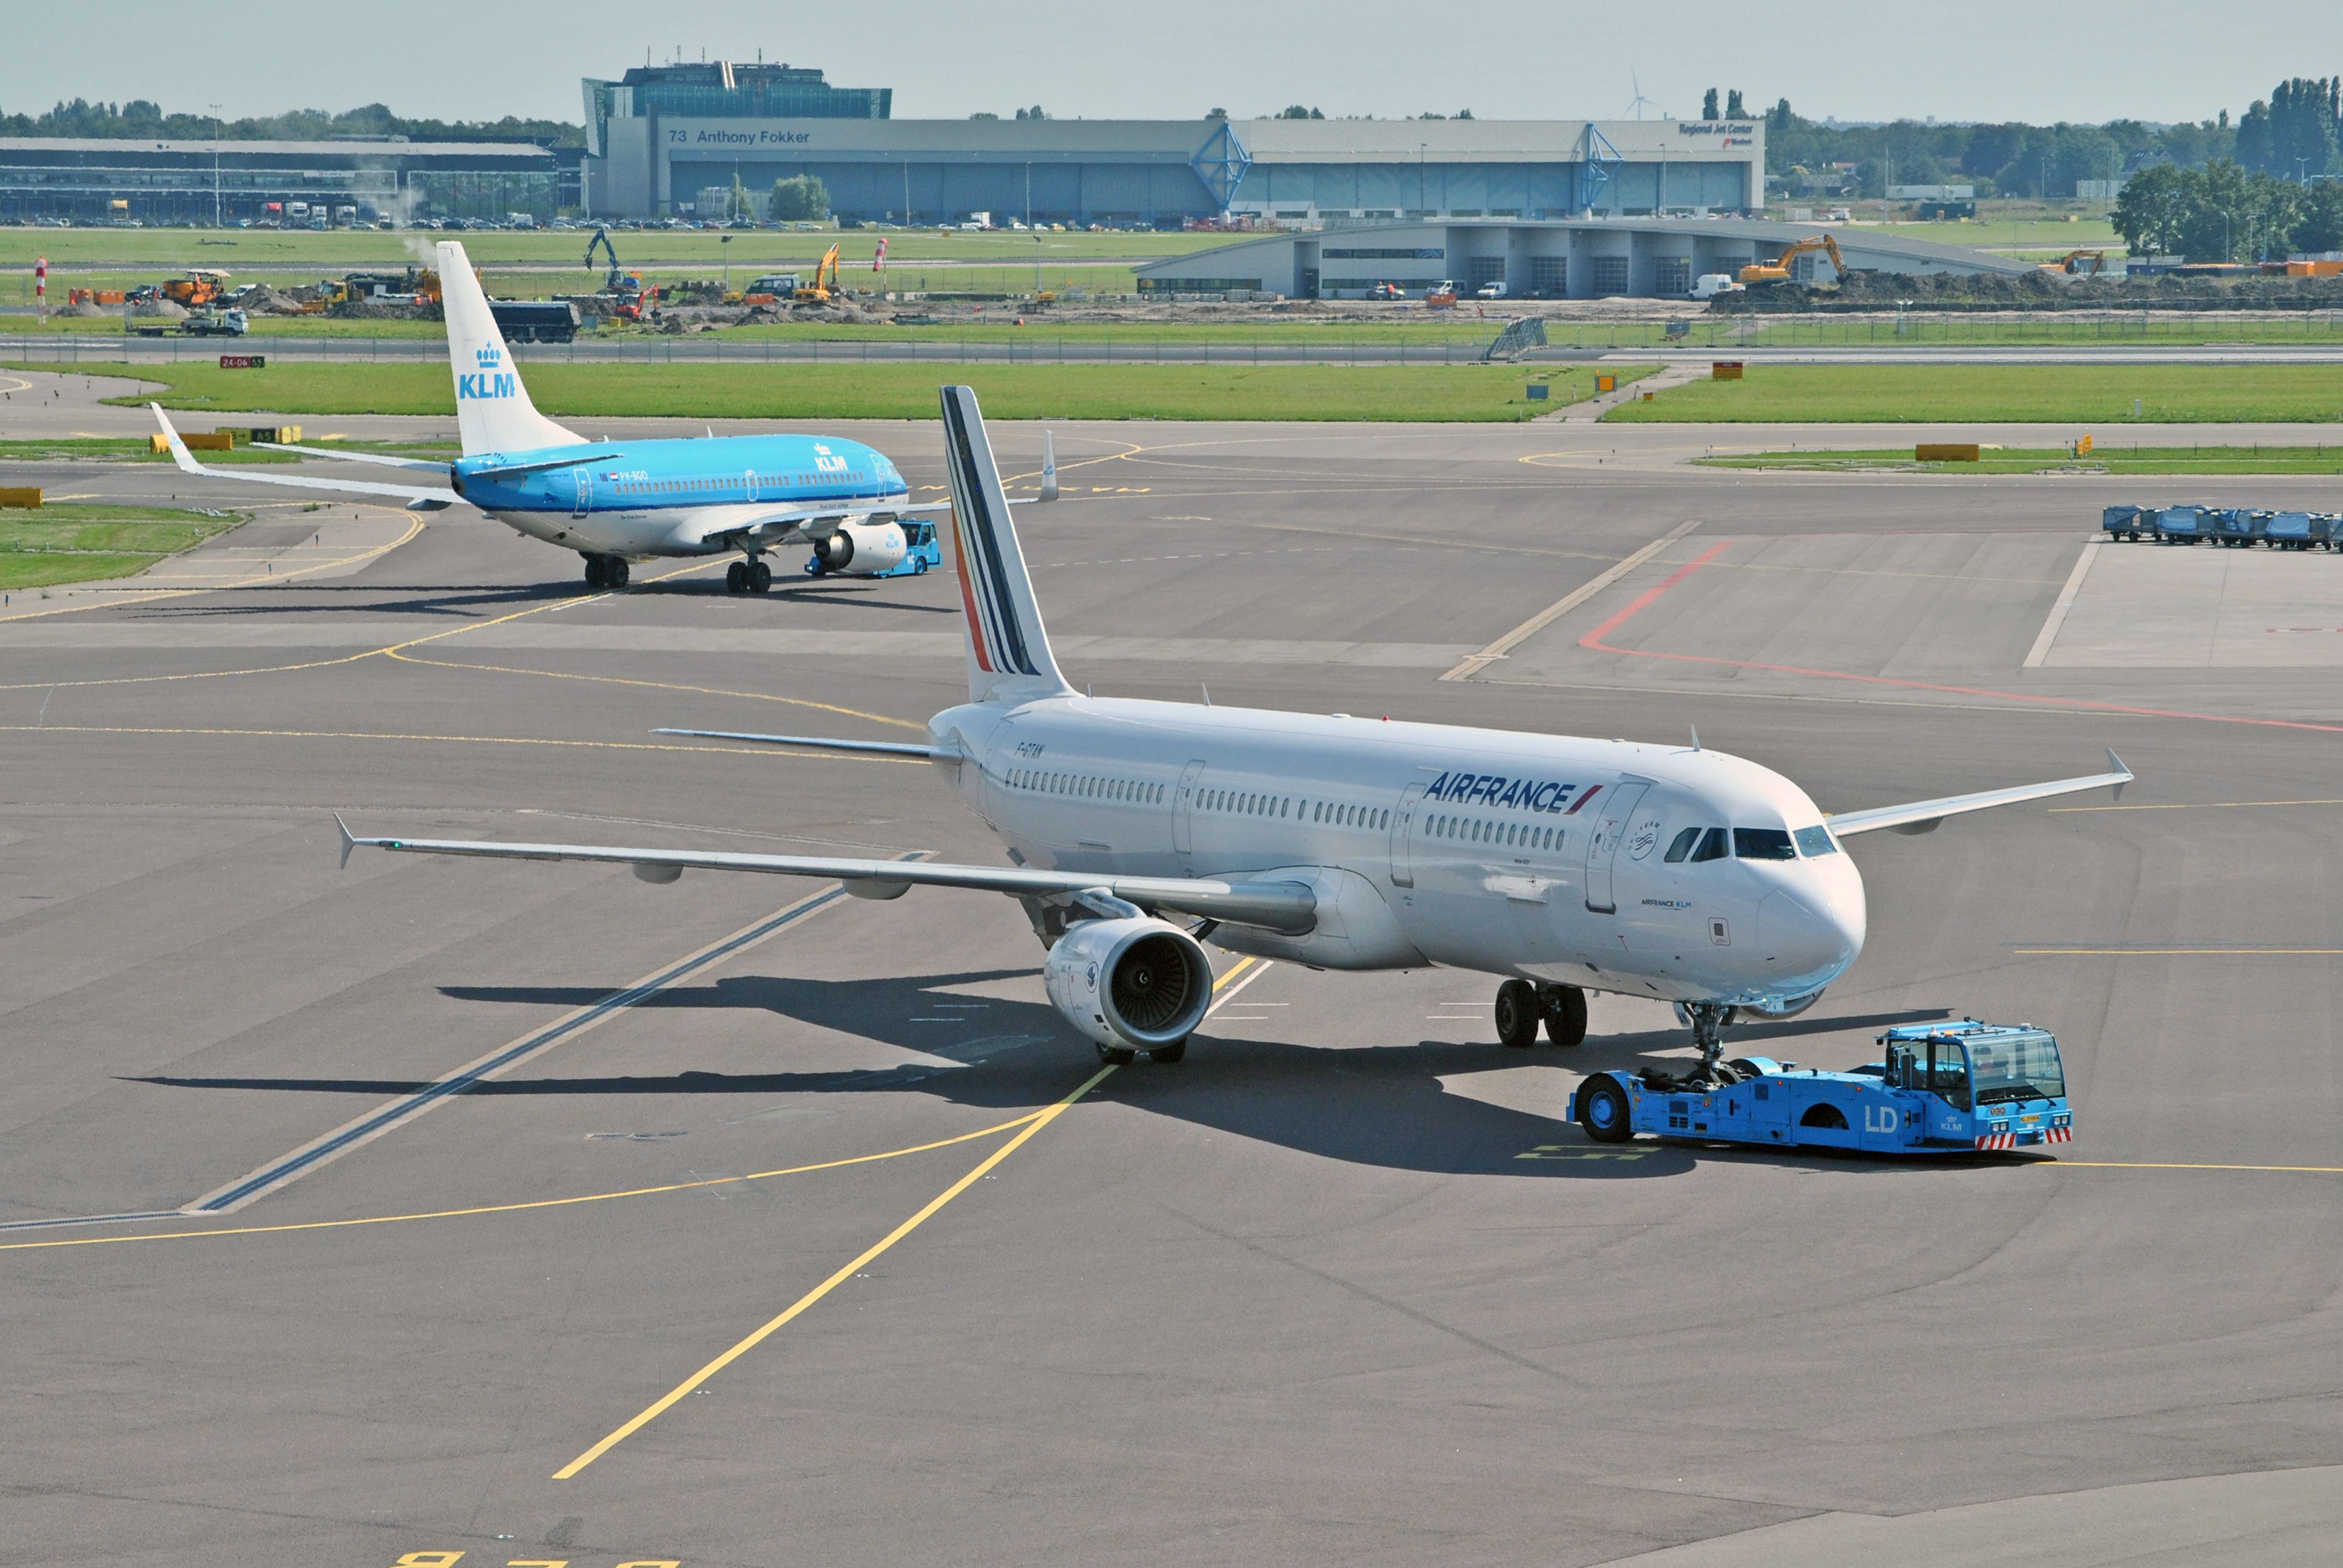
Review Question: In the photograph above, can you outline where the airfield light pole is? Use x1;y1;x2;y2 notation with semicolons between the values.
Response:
209;105;223;226
721;232;731;293
1418;143;1426;213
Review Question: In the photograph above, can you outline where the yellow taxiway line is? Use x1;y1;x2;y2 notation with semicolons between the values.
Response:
552;954;1264;1480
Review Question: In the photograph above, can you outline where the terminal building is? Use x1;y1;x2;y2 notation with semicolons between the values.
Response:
0;137;572;224
582;62;1767;226
1134;217;2031;300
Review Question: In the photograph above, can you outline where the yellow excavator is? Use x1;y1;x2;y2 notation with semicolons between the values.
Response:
2042;249;2106;276
794;243;842;304
1740;234;1848;286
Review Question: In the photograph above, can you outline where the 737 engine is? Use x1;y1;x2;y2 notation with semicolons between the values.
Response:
1043;915;1213;1064
811;520;907;575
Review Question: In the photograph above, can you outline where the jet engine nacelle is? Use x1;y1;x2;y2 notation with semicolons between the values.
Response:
813;520;906;574
1044;916;1213;1052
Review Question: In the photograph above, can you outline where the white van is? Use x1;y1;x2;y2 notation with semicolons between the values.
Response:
1689;273;1746;301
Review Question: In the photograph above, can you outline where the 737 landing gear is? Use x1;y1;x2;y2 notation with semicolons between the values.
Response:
583;554;629;590
1540;984;1588;1047
724;557;773;595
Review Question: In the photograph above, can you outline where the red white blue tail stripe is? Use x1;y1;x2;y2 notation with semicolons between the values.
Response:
939;385;1068;698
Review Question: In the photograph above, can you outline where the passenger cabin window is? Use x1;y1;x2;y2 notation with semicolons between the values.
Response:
1734;828;1797;861
1794;825;1838;857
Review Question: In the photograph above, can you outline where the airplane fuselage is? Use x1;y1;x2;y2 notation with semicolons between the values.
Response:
929;695;1867;1008
451;434;908;560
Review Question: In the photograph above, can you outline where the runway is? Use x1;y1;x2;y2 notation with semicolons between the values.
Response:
2;409;2339;1564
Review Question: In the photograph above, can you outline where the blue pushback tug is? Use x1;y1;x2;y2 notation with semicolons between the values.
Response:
1568;1020;2073;1155
803;518;942;579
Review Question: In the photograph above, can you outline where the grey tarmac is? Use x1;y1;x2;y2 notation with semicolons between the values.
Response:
1;402;2338;1567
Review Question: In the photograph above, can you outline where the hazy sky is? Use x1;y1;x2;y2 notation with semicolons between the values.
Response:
0;1;2320;128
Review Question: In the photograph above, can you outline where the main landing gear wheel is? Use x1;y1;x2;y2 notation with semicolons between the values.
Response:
1149;1038;1188;1064
749;559;772;593
1095;1042;1136;1067
584;554;628;590
1495;979;1541;1048
725;561;748;593
1540;984;1588;1048
1578;1073;1633;1144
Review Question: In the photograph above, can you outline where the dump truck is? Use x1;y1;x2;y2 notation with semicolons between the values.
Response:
160;269;231;309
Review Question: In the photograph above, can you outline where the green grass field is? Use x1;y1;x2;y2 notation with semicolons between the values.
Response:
0;436;306;463
0;503;241;589
1700;445;2343;474
7;359;1645;423
1611;364;2343;423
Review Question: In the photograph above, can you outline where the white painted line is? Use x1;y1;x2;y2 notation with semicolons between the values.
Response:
2024;538;2105;669
183;871;900;1215
1441;520;1705;681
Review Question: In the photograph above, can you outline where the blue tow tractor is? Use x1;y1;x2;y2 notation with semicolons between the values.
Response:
804;519;941;580
1568;1020;2074;1155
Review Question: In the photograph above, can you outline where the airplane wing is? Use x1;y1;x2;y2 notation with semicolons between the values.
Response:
651;728;955;760
254;442;450;472
152;405;458;511
1826;750;2132;838
334;817;1316;934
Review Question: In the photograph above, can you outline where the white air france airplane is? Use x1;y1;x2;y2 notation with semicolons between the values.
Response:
151;241;1052;593
341;386;2131;1074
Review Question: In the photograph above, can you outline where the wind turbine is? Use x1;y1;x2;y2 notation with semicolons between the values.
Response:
1625;71;1659;120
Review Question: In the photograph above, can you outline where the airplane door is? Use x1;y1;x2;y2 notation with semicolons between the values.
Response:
1389;782;1425;887
571;470;591;519
1172;759;1205;856
1583;782;1650;914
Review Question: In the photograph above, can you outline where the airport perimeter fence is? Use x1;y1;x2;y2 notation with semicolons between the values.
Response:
7;309;2343;367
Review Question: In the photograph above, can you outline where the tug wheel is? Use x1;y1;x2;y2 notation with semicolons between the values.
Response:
1578;1074;1633;1144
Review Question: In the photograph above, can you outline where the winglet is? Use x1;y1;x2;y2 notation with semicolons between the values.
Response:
149;403;205;476
2106;748;2129;802
333;812;357;871
1040;430;1058;501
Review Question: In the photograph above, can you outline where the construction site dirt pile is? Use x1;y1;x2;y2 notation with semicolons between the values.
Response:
1718;269;2343;313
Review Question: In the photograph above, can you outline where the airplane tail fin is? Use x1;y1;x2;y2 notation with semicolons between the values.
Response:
437;241;580;457
939;385;1071;704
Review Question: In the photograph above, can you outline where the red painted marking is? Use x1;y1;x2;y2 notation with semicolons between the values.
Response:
1577;541;2343;736
947;506;994;673
1564;785;1602;815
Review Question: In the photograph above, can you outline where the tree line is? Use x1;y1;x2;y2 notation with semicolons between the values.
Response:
0;97;583;146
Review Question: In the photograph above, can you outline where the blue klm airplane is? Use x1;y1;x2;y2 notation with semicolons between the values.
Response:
153;240;1053;593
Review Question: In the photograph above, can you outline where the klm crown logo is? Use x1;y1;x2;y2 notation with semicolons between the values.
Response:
459;340;516;402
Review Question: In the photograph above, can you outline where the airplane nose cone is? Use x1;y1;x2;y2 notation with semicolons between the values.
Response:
1757;884;1864;988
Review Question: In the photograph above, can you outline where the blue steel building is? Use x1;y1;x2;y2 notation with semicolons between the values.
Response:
582;63;1765;227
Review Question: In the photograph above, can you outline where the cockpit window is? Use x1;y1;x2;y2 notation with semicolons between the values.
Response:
1663;827;1702;863
1691;827;1729;862
1734;828;1797;861
1794;825;1838;857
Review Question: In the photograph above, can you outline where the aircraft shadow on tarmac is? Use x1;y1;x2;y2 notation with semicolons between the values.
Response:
126;577;958;620
131;968;1955;1181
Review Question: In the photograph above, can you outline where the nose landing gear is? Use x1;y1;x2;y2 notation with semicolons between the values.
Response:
724;557;773;594
1495;981;1589;1049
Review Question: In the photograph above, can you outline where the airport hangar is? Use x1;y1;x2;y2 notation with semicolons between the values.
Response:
0;137;576;224
581;61;1768;227
1134;217;2034;299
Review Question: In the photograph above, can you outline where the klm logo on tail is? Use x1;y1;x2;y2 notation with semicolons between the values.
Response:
458;343;515;402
